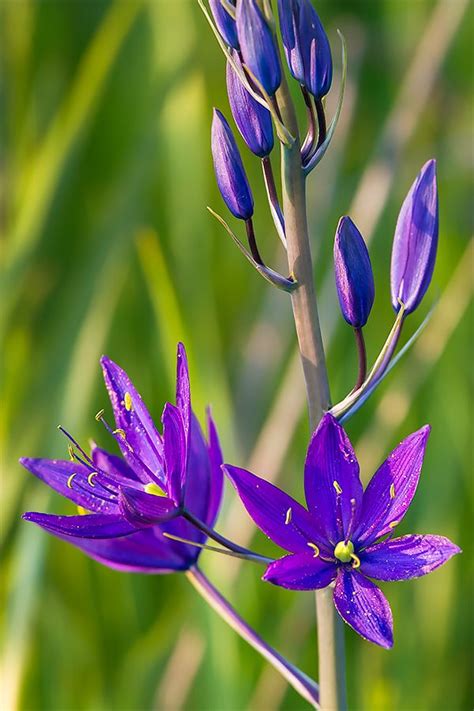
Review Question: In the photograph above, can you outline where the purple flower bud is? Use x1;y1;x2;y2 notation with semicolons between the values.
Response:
278;0;332;99
226;52;274;158
211;108;254;220
391;159;439;315
209;0;239;49
334;216;375;328
236;0;281;97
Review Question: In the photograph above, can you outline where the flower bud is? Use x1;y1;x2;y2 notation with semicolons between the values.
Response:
209;0;239;49
334;216;375;328
278;0;332;99
211;108;254;220
226;52;274;158
236;0;281;96
391;159;439;315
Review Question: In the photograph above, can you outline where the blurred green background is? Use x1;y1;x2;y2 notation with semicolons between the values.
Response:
1;0;472;709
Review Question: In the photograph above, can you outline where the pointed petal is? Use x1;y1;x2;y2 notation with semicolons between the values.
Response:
119;487;177;527
333;568;393;648
205;409;224;526
53;528;190;573
355;426;430;546
304;414;363;544
183;413;222;528
176;343;191;443
225;464;323;553
360;534;461;581
20;458;119;514
100;356;164;484
162;403;186;505
263;552;337;591
22;512;136;539
91;446;139;483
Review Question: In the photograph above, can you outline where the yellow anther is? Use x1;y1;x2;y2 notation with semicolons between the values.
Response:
333;480;343;495
124;392;133;412
334;540;354;563
390;483;396;499
285;507;292;525
67;474;76;489
113;428;127;440
144;482;165;497
95;409;105;421
87;472;97;487
389;520;399;529
77;506;89;516
350;553;361;569
68;445;75;462
307;542;320;558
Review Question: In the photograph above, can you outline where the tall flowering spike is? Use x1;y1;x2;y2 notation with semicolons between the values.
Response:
209;0;239;49
226;51;274;158
225;414;460;648
391;159;439;315
211;108;254;220
236;0;281;96
278;0;332;99
334;216;375;328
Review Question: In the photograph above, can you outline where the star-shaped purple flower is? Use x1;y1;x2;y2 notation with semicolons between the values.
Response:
225;413;460;648
22;343;223;573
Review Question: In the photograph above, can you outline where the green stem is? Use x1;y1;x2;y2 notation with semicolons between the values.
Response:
275;72;348;711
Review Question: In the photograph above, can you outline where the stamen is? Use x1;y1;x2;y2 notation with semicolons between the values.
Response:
87;472;97;487
350;553;361;569
124;392;133;412
333;480;342;495
285;507;292;525
307;542;320;558
344;497;357;544
389;520;399;529
113;428;127;440
67;474;76;489
68;445;75;462
95;409;105;421
77;506;89;516
57;426;94;466
390;483;396;499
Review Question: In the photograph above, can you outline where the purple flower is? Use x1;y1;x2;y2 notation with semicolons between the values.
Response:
391;159;439;315
278;0;332;99
226;51;274;158
236;0;281;96
334;216;375;328
225;413;460;648
211;108;254;220
22;344;224;573
209;0;239;49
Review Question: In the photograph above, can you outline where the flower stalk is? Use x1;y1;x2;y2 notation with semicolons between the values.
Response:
275;66;347;711
186;566;319;708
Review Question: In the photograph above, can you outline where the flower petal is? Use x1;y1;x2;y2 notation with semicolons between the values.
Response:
304;414;363;544
20;458;119;514
355;426;430;547
176;343;191;443
225;464;324;553
162;402;187;505
204;409;224;527
183;413;223;529
91;446;139;483
333;568;393;648
100;356;164;484
263;552;337;591
119;487;177;526
22;512;136;538
52;528;190;573
360;534;461;581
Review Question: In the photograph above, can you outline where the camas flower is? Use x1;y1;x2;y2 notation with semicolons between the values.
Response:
225;413;460;648
21;344;224;573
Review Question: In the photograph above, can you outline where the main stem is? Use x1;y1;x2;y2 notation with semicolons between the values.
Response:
275;78;347;711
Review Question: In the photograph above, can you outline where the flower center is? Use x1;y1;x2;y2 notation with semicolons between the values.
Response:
144;482;166;497
334;540;354;563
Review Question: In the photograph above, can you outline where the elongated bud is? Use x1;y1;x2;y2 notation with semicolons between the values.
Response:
236;0;281;96
211;109;254;220
334;216;375;328
391;159;439;315
278;0;332;99
226;52;274;157
209;0;239;49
